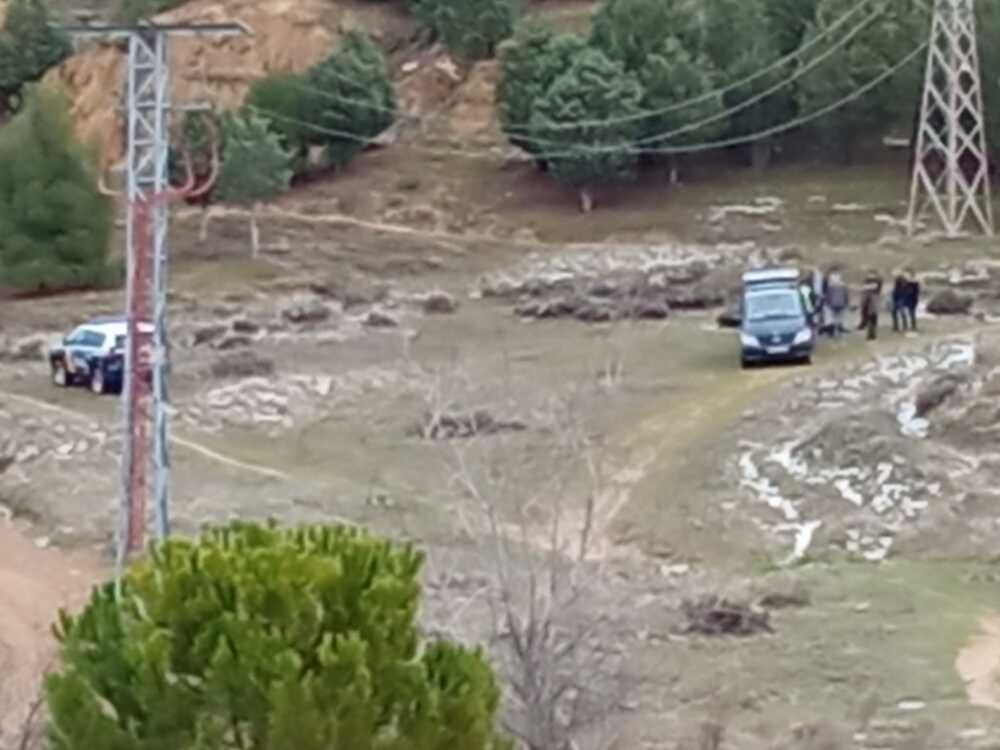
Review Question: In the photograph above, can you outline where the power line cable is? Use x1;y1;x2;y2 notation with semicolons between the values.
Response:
272;0;883;154
259;0;883;143
276;3;884;154
504;0;882;132
244;41;926;162
627;6;884;147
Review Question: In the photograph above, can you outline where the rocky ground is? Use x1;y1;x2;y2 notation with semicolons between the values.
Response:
6;183;1000;747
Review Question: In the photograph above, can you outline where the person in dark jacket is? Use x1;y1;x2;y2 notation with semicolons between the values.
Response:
891;274;910;332
859;272;882;340
902;272;920;331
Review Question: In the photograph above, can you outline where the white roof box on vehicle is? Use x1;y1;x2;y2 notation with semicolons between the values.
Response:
742;267;800;287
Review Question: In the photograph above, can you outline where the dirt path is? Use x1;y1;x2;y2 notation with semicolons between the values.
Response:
956;615;1000;711
597;326;983;561
1;390;291;481
0;523;102;745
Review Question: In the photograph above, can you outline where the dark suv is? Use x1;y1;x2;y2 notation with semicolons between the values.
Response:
739;269;814;368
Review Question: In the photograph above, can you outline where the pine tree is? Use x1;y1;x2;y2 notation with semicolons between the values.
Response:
796;0;927;163
215;111;292;257
701;0;793;167
414;0;518;61
244;72;317;172
0;0;72;116
0;86;113;293
976;0;1000;168
496;24;587;157
635;36;723;149
763;0;821;56
305;30;396;170
45;521;513;750
589;0;702;74
529;48;644;211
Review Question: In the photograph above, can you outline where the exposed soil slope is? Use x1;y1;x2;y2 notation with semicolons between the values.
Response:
0;522;101;748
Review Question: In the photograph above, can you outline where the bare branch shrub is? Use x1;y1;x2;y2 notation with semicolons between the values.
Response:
449;392;630;750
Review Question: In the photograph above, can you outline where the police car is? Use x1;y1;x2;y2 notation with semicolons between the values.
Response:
48;316;154;395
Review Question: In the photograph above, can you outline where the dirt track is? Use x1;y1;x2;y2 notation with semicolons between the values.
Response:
957;616;1000;712
0;523;100;747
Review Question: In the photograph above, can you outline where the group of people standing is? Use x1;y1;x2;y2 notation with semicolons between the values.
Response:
799;268;921;341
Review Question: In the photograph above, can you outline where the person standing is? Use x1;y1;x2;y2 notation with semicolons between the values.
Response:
859;272;882;341
891;273;909;332
903;271;920;331
825;272;849;336
812;267;825;332
799;275;816;328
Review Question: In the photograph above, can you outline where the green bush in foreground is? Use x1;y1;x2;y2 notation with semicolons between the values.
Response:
45;521;511;750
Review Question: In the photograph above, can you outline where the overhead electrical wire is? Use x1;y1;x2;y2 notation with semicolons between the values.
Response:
503;0;883;132
244;40;927;162
274;0;882;138
271;0;885;154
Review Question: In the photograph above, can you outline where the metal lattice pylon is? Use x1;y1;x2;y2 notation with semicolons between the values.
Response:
907;0;993;238
123;30;168;561
61;21;247;573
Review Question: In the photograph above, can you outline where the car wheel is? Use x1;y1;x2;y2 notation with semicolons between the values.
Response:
740;358;751;370
90;367;106;395
52;361;69;387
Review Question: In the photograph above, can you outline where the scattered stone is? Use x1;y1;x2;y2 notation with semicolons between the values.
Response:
213;334;253;351
422;291;459;315
281;300;331;324
914;374;964;417
758;585;811;609
575;302;615;323
681;596;772;636
364;310;399;328
210;351;275;379
231;318;261;334
409;410;527;440
0;334;47;362
664;286;726;310
926;289;973;315
635;301;670;320
717;304;742;328
516;297;578;320
660;563;691;576
190;324;227;347
588;279;618;297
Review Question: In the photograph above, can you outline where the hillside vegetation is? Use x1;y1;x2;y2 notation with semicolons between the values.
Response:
1;0;999;285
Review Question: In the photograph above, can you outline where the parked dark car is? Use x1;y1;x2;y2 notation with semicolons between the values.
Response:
739;269;814;368
48;316;153;394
